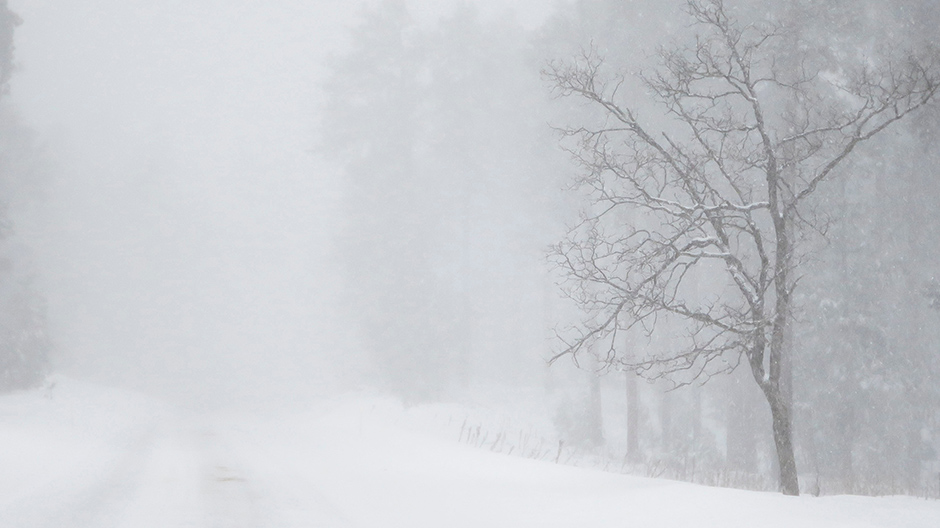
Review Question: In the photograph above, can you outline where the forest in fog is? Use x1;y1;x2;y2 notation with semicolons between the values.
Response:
1;0;939;503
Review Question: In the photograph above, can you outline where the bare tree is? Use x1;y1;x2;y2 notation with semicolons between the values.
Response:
545;0;938;495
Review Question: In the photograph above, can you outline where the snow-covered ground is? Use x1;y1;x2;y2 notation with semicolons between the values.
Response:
1;378;937;527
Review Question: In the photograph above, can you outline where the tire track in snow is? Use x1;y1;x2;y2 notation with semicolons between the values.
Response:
115;419;271;528
0;400;358;528
205;417;361;528
3;413;269;528
1;422;165;528
200;459;266;527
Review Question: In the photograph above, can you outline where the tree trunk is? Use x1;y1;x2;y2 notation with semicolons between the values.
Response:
660;386;672;453
835;401;856;493
587;370;604;446
727;372;757;473
625;371;639;460
767;391;800;495
692;385;702;449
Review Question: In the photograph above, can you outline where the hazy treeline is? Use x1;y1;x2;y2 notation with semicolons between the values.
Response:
323;1;570;402
325;0;940;496
0;0;49;391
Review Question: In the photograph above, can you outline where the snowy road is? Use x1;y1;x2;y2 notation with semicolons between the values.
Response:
1;406;246;527
0;380;277;527
2;380;939;528
0;380;377;528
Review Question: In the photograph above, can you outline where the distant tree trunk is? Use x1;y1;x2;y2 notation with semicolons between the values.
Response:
834;402;856;492
587;369;604;446
660;387;672;454
691;386;702;460
905;423;922;492
727;372;756;474
625;371;639;461
802;415;822;496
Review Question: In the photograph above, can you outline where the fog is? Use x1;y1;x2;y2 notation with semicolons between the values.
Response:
12;0;552;403
2;0;940;513
11;1;332;401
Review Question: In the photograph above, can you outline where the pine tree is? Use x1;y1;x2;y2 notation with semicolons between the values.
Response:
0;1;51;392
